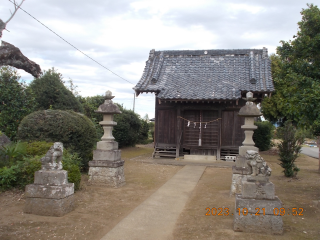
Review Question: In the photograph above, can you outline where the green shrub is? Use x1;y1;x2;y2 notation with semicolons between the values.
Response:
277;121;303;177
253;121;274;151
0;165;19;191
0;66;36;140
138;120;149;143
17;110;97;170
113;104;142;147
16;156;42;188
77;95;105;140
28;68;83;112
148;122;155;140
63;164;81;190
26;141;54;156
0;141;27;167
0;156;42;191
62;151;82;190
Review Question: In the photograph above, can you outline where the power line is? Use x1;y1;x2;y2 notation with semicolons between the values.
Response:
8;0;134;85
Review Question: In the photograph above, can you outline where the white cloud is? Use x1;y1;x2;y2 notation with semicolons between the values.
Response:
0;0;313;119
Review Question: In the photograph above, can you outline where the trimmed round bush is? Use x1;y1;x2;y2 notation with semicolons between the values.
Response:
17;110;97;169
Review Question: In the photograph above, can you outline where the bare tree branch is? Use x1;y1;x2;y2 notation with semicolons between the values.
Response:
0;0;25;38
0;41;41;78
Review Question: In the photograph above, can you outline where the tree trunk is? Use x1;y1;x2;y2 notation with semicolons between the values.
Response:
0;41;41;78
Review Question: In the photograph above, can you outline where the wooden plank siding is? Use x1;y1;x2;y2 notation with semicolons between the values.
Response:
202;110;219;147
182;110;219;155
156;109;177;147
154;99;246;159
221;111;245;147
183;110;200;147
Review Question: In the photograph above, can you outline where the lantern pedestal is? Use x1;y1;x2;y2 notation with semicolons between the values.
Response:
88;91;125;187
231;92;261;196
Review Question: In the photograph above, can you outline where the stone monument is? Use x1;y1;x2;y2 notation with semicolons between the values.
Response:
88;90;125;187
233;150;283;234
230;92;262;195
24;142;75;217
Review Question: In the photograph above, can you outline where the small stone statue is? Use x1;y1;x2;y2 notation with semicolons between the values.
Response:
246;150;271;177
40;142;63;170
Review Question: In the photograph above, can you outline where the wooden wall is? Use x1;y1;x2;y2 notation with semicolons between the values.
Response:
155;98;246;158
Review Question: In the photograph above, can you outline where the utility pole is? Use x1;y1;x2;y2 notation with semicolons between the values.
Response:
133;92;135;113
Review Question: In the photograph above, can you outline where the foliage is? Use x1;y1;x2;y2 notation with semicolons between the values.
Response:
17;110;97;170
78;97;150;147
0;141;83;191
78;95;105;122
0;141;27;168
296;127;314;139
77;95;105;139
138;120;149;143
0;156;41;191
25;141;54;156
253;121;274;151
113;104;142;147
0;66;36;140
277;121;303;177
261;4;320;134
148;122;155;140
62;151;82;190
0;165;19;190
28;68;83;112
16;156;42;188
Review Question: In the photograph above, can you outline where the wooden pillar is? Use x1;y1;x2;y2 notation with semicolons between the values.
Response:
176;104;181;158
153;96;158;158
218;109;222;160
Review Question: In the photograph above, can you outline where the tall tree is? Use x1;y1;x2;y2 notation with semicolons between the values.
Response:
0;66;35;139
261;4;320;170
28;68;83;112
0;1;41;77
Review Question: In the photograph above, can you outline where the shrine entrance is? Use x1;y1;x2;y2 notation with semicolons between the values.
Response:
182;110;220;156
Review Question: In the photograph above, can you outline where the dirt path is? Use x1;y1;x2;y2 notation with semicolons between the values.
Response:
172;152;320;240
0;146;319;239
0;147;182;240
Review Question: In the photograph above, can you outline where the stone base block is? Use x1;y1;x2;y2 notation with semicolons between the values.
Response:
25;183;74;199
93;149;121;161
89;159;124;168
235;195;282;215
234;214;283;234
235;155;250;169
230;173;249;196
24;195;75;217
97;141;118;150
34;170;68;185
242;180;275;199
232;166;251;175
234;195;283;234
184;155;216;161
239;146;259;157
88;166;125;187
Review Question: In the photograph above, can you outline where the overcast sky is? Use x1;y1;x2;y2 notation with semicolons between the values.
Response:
0;0;315;119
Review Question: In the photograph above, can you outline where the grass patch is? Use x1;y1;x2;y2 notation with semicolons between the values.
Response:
121;146;153;159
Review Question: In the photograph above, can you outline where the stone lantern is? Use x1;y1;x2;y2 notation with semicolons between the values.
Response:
230;91;262;195
88;90;125;187
238;91;262;156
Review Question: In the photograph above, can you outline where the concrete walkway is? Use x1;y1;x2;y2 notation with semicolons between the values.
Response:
100;165;206;240
301;147;319;159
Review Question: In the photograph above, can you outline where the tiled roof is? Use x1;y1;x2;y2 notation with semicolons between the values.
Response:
134;48;274;100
